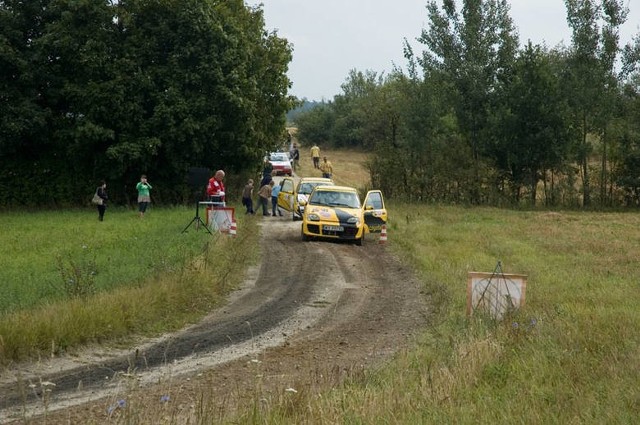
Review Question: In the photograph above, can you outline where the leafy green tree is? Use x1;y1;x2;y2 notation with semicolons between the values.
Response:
418;0;518;203
367;71;471;202
331;70;391;149
562;0;629;206
105;0;293;199
489;43;571;205
0;0;293;205
294;102;336;148
612;75;640;205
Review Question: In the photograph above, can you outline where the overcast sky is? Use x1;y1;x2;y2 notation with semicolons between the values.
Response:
246;1;640;101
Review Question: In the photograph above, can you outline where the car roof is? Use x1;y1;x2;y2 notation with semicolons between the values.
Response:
298;177;333;183
313;185;357;193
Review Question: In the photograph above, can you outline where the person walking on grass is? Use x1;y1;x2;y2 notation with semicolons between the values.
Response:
271;180;283;217
319;156;333;179
310;144;320;169
258;180;274;216
136;174;152;217
96;180;108;221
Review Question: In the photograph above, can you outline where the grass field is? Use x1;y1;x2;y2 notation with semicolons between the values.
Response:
2;145;640;422
0;207;207;313
0;205;260;363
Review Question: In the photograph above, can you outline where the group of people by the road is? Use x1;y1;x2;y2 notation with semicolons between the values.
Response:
93;140;333;222
240;143;333;217
242;176;282;217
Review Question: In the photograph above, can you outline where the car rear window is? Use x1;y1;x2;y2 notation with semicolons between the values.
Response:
270;153;288;161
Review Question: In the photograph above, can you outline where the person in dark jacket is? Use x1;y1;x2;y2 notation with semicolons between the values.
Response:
96;180;108;221
261;159;273;187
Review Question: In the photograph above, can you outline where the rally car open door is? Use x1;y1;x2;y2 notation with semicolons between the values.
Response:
362;190;387;233
277;177;296;217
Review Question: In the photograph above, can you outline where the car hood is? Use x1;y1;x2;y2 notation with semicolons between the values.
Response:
306;205;361;222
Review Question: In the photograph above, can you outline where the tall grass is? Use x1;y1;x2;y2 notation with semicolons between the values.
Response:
0;207;205;312
0;205;260;364
233;205;640;423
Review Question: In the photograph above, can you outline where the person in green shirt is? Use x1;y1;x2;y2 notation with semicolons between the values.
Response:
136;174;152;217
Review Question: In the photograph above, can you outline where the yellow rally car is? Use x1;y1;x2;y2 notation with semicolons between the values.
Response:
301;185;387;246
277;177;334;220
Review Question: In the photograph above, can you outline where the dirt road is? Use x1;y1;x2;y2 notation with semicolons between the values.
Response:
0;213;429;423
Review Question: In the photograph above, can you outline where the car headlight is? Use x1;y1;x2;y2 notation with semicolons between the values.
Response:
308;213;320;221
346;216;359;225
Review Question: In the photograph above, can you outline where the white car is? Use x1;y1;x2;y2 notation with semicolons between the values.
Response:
268;152;292;176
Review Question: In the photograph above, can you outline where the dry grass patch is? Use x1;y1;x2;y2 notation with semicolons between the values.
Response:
290;138;370;189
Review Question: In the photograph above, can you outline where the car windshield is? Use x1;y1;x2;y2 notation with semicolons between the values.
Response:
310;191;360;208
270;153;288;162
299;182;328;195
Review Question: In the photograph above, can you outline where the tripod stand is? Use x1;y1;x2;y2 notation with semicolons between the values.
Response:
182;199;212;234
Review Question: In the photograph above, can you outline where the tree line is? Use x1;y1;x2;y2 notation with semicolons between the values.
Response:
295;0;640;208
0;0;294;206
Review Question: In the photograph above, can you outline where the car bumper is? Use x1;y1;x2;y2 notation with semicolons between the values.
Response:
302;222;362;240
272;168;292;176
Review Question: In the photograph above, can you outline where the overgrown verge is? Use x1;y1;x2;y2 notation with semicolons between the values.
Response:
222;204;640;423
0;213;260;366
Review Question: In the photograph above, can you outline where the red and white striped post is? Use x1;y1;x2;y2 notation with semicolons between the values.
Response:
379;224;387;244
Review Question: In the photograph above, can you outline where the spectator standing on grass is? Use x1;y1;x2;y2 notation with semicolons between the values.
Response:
311;144;320;169
136;175;152;218
207;170;226;205
271;181;283;217
258;180;274;216
319;156;333;179
242;179;255;214
96;180;108;221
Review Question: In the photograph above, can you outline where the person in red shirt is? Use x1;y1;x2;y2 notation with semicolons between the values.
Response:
207;170;226;204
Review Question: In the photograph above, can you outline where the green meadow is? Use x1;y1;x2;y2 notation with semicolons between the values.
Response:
1;198;639;422
230;204;640;424
0;206;260;363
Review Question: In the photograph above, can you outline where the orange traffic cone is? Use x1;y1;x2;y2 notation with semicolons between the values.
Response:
379;224;387;244
229;220;237;238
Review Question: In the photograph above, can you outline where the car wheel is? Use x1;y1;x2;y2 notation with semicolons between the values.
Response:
301;226;309;242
